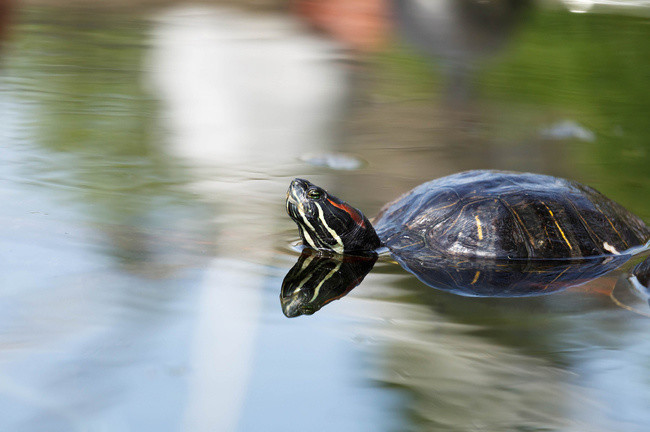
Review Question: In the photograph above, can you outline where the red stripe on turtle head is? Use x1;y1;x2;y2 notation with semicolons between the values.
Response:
327;198;366;228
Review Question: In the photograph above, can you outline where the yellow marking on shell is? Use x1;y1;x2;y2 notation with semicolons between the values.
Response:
439;202;470;236
509;205;536;247
474;215;483;240
544;204;573;251
565;198;610;253
543;265;571;291
470;270;480;285
603;213;629;248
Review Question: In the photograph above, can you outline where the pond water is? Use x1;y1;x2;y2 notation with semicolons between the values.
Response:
2;3;650;431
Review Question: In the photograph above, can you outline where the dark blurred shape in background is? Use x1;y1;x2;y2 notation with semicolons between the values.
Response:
0;0;13;52
293;0;530;102
392;0;530;102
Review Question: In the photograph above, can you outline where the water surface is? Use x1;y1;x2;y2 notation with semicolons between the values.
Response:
1;3;650;431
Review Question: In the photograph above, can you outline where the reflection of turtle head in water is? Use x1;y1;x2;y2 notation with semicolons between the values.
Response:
285;171;650;301
280;250;376;318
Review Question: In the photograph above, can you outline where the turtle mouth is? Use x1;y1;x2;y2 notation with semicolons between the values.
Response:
286;194;302;222
286;180;309;221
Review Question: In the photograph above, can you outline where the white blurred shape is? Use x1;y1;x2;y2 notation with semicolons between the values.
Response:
540;120;596;142
147;6;348;167
181;259;263;432
564;0;595;12
146;6;352;432
300;152;366;170
560;0;650;13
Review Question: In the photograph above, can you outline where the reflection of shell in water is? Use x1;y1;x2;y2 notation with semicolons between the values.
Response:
300;152;366;170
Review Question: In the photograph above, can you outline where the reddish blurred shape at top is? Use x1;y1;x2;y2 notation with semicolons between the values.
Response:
292;0;390;52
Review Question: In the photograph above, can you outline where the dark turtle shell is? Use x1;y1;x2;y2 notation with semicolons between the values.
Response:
374;170;650;260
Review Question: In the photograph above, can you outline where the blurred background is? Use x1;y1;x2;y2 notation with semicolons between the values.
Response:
1;0;650;431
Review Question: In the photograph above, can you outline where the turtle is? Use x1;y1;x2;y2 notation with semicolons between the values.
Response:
285;170;650;298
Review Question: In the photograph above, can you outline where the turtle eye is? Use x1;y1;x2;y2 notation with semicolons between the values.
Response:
307;188;323;200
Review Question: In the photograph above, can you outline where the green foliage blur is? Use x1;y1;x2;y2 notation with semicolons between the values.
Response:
480;10;650;215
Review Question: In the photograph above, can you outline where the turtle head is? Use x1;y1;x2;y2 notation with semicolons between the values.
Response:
286;178;380;254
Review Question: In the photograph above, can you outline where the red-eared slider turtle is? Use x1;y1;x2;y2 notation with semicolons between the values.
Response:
285;170;650;298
